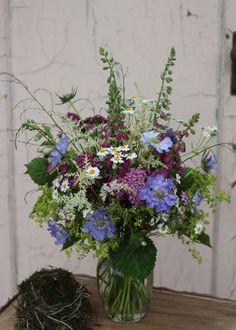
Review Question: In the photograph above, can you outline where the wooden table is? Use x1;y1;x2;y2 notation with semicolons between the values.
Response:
1;275;236;329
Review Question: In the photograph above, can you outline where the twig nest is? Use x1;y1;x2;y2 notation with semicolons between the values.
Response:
15;268;92;329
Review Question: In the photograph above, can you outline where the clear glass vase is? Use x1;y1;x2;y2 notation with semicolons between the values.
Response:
97;257;153;323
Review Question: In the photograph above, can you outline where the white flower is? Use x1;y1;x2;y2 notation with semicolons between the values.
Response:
201;126;217;138
60;179;70;192
53;178;60;189
117;145;130;152
109;147;117;154
157;224;169;235
83;208;93;218
123;107;135;115
194;222;204;235
52;189;59;201
126;152;137;160
176;174;181;184
111;156;124;164
97;148;109;157
110;150;122;157
86;166;100;178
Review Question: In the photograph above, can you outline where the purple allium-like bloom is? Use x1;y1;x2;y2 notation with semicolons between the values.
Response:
202;153;217;172
118;168;147;204
139;174;177;213
82;208;116;241
48;136;69;172
48;220;70;245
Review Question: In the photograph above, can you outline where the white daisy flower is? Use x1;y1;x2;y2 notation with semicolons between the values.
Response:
111;156;124;164
126;152;137;160
60;179;70;192
194;222;204;235
86;166;100;178
83;208;93;218
110;150;122;157
157;224;169;235
123;106;135;115
117;145;130;152
108;147;117;154
97;148;109;157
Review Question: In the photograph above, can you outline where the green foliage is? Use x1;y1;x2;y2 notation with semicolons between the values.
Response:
25;157;56;185
114;233;157;281
197;232;212;248
30;185;58;224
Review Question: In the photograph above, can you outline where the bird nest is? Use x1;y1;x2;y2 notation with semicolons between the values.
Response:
15;268;93;329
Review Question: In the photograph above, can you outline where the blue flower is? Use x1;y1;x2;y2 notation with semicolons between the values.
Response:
192;192;204;214
141;131;159;144
154;137;173;153
82;208;116;241
48;136;69;172
202;153;217;172
141;131;172;153
47;220;70;245
139;174;177;213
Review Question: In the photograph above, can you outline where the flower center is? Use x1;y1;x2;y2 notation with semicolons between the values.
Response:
89;169;95;174
95;218;105;228
155;188;166;200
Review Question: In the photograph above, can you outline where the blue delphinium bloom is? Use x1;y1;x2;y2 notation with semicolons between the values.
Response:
48;136;69;172
202;153;217;172
139;174;177;213
82;208;116;241
48;220;70;245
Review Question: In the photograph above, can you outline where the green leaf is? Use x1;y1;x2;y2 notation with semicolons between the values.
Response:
25;157;52;185
114;234;157;282
197;232;212;248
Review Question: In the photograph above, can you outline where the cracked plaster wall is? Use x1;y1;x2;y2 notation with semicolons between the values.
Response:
0;0;235;306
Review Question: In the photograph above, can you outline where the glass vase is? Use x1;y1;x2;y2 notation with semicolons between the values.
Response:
97;257;153;323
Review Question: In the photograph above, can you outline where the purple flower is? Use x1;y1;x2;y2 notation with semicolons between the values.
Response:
141;131;172;153
82;208;116;241
48;136;69;172
192;192;204;206
118;168;147;205
48;220;70;245
141;131;159;144
192;192;204;214
139;174;177;213
154;137;173;153
202;153;217;172
181;192;189;205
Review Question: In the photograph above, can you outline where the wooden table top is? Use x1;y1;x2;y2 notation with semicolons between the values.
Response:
1;275;236;330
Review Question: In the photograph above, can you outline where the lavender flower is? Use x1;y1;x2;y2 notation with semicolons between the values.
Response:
139;174;177;213
202;153;217;172
192;191;204;214
48;220;70;245
141;131;159;144
48;136;69;172
82;208;116;241
141;131;172;153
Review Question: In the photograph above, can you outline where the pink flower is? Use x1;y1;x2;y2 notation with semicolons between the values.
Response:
118;168;147;205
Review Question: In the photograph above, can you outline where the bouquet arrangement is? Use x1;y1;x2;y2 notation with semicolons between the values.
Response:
13;48;229;322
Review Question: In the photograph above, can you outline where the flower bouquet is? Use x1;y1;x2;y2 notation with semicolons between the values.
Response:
12;48;229;323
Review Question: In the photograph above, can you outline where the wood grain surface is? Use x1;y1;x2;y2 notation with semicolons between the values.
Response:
1;275;236;330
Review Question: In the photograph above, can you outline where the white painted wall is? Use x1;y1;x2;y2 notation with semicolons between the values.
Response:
0;0;235;306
